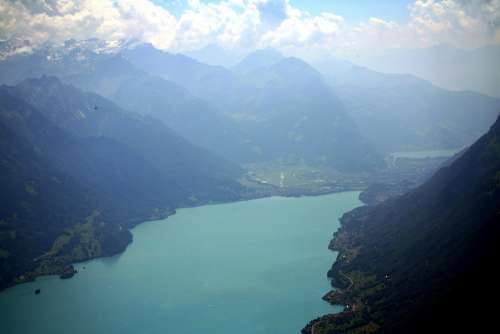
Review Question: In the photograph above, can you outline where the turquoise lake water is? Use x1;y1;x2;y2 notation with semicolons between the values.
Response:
0;192;361;334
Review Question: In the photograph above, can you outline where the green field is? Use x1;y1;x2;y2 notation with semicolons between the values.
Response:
241;161;368;194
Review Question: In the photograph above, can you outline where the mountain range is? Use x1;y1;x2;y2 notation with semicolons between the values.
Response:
1;38;500;297
321;62;500;152
356;44;500;98
0;41;386;170
2;40;498;163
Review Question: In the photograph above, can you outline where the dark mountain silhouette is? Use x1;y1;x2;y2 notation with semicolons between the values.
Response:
304;115;500;333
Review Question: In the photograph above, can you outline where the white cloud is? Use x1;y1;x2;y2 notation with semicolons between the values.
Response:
332;0;500;58
0;0;499;58
0;0;177;48
259;11;344;54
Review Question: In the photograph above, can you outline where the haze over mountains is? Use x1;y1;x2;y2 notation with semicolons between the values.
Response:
0;74;244;290
1;0;500;332
1;36;500;333
356;44;500;99
320;61;500;152
1;39;498;164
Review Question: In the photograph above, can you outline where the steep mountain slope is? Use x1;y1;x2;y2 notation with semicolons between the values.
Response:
237;57;383;171
122;44;253;113
61;53;257;162
0;78;246;291
0;87;167;290
0;42;254;162
13;41;381;171
13;76;244;199
112;46;384;170
2;39;499;164
63;54;255;162
109;74;257;162
318;60;500;152
304;115;500;333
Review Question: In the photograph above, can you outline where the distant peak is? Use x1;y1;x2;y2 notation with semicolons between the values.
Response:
272;57;321;76
233;48;284;74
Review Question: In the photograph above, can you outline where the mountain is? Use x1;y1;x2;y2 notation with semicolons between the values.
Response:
59;53;254;161
303;115;500;333
110;75;258;162
121;44;252;114
356;44;500;98
1;42;382;170
63;53;146;97
0;86;161;290
117;45;386;170
13;76;244;198
233;57;383;171
0;77;245;291
232;49;284;74
5;40;497;172
0;43;255;163
315;59;500;153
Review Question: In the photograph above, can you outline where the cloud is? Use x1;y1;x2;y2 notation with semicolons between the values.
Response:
410;0;500;47
173;0;261;50
333;0;500;57
259;11;344;52
0;0;177;48
0;0;499;58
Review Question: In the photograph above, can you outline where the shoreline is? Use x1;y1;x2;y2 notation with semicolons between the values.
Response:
301;206;373;334
1;186;366;294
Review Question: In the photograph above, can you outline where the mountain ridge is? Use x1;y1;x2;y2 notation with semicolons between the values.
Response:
0;77;245;291
303;114;500;333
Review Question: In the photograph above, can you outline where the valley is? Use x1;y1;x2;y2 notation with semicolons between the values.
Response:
241;150;453;199
0;8;499;332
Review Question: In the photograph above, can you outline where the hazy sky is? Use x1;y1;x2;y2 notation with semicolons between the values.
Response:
1;0;499;58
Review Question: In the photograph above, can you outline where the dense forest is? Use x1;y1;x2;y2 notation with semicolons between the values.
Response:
303;116;500;333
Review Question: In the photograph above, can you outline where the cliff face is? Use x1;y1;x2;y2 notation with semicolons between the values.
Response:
304;115;500;334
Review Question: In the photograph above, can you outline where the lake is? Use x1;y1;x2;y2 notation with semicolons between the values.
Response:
390;147;464;160
0;192;362;334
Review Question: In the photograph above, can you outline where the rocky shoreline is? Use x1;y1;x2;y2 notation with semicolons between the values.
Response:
301;204;383;334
